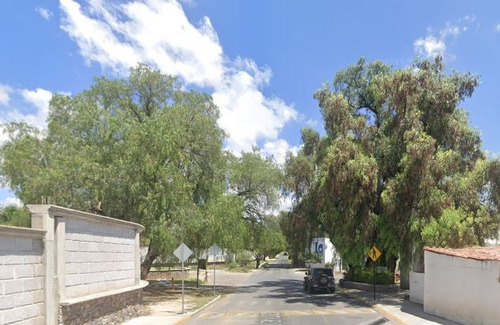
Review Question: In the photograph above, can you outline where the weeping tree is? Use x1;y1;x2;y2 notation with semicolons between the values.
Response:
227;148;286;268
281;131;323;266
0;64;247;279
284;56;499;288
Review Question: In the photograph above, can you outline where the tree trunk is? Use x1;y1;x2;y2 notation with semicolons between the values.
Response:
292;250;300;267
255;257;261;269
400;264;410;290
141;246;158;280
399;240;411;290
411;247;425;273
386;255;398;275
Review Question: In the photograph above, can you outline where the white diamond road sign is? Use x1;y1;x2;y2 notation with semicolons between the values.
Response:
174;242;193;262
208;244;222;256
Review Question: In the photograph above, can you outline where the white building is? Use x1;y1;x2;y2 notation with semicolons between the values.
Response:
310;237;342;271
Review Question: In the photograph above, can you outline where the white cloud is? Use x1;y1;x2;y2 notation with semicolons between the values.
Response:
0;87;52;146
460;15;476;23
59;0;140;74
0;196;22;208
439;23;460;38
14;88;52;129
59;0;298;153
0;84;12;106
414;36;446;58
0;128;7;145
305;119;318;128
36;7;54;21
262;139;299;165
496;24;500;32
414;16;476;58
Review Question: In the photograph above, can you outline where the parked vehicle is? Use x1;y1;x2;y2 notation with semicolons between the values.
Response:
303;267;335;293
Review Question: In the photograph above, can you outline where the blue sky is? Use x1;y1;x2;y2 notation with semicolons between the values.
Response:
0;0;499;207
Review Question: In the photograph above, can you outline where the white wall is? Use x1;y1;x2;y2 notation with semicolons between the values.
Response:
424;251;500;325
0;226;46;325
409;271;424;304
64;217;136;298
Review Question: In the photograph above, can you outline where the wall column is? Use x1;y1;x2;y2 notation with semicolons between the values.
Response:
55;217;66;301
30;205;58;325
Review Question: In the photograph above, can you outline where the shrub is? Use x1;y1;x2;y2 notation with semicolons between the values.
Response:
226;261;238;269
235;251;253;267
300;252;322;266
345;267;394;285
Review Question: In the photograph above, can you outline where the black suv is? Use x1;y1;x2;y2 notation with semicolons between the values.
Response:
303;267;335;293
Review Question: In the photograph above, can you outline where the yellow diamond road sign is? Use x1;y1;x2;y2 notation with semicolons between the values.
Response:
369;246;381;262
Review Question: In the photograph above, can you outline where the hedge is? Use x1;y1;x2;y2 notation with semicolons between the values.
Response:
345;268;394;285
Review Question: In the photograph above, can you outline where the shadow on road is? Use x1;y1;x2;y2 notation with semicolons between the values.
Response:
254;279;368;308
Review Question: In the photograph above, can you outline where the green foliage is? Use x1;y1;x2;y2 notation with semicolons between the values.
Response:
421;207;477;248
0;205;31;227
245;215;287;268
345;267;394;285
228;148;284;222
226;261;238;269
226;148;286;268
235;250;254;267
0;64;248;278
283;56;499;276
301;252;322;265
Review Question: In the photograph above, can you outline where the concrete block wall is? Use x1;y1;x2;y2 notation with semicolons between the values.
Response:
0;226;46;325
0;205;145;325
64;217;136;298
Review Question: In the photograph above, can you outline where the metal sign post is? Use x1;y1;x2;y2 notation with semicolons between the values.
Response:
208;244;222;295
368;245;382;301
174;242;193;313
373;264;376;300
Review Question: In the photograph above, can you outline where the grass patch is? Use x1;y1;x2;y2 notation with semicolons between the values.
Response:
188;289;219;310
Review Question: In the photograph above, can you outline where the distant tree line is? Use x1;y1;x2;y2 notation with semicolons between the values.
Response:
1;57;498;285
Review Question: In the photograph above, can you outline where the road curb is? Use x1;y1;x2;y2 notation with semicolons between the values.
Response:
341;290;409;325
173;294;221;325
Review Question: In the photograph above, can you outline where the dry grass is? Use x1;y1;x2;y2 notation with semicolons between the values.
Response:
143;282;219;314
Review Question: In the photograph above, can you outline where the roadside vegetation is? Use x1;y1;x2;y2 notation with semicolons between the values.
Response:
0;64;286;279
1;57;498;287
281;56;499;288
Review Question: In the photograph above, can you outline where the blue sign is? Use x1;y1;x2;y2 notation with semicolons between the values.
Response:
314;241;324;254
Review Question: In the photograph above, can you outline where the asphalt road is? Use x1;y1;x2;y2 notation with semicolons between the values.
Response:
185;256;393;325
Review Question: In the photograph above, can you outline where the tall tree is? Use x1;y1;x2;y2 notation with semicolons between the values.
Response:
246;214;287;268
227;148;285;267
281;128;323;266
284;57;499;288
228;148;283;222
0;64;246;278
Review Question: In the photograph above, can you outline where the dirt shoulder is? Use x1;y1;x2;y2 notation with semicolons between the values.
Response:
142;269;256;316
